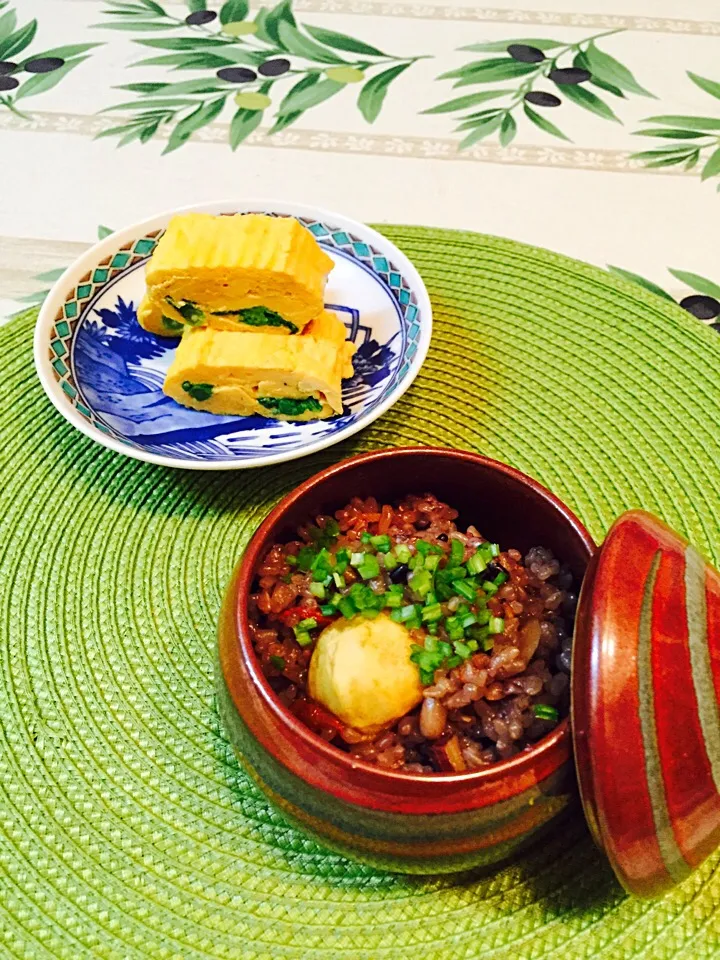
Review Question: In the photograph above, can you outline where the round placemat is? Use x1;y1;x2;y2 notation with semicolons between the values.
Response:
2;227;720;959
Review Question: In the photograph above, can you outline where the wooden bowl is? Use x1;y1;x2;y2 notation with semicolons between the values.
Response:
217;447;595;872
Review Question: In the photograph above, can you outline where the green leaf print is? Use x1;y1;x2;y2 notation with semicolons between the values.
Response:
0;5;100;118
608;264;720;328
96;0;424;151
426;29;651;150
632;72;720;187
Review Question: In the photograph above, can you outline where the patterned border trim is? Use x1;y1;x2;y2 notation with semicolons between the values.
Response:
48;233;162;435
0;111;692;175
46;217;421;448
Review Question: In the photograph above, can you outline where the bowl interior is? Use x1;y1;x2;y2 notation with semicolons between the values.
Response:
255;448;593;584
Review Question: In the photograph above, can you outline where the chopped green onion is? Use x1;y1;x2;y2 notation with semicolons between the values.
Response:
408;552;423;571
296;546;316;571
488;616;505;635
533;704;559;722
394;544;411;564
333;571;345;589
390;609;404;623
362;608;380;619
450;538;465;565
334;549;350;573
295;631;313;647
482;635;494;651
444;565;466;580
453;579;477;602
348;583;379;610
329;592;342;606
481;580;499;597
420;670;435;684
399;604;417;622
383;591;404;609
350;552;365;567
357;555;380;580
286;555;298;567
310;548;333;579
296;618;318;631
453;641;471;659
427;622;439;635
444;617;465;642
493;570;509;586
424;635;438;652
466;639;479;652
446;655;462;668
460;612;478;629
320;604;336;617
383;552;398;571
466;551;487;576
269;655;286;671
490;543;500;557
409;568;433;598
309;582;326;599
360;531;373;544
415;539;442;557
421;603;443;623
370;534;391;552
424;554;441;572
405;616;422;631
475;608;491;626
337;597;356;619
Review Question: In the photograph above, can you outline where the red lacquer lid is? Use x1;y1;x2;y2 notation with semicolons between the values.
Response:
572;510;720;898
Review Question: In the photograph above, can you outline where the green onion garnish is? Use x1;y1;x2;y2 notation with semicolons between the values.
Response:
348;583;379;610
286;555;297;567
383;552;398;571
493;570;509;586
466;551;487;576
421;603;443;623
319;604;336;617
295;631;313;647
296;546;316;571
350;552;365;567
362;608;380;618
460;612;478;629
394;544;411;564
370;534;391;552
383;591;404;609
296;618;318;631
335;549;350;573
390;609;403;623
399;603;417;622
337;597;356;619
453;641;471;659
360;531;372;544
309;582;325;599
445;617;464;641
450;538;465;565
424;554;441;573
310;548;332;579
427;622;439;635
466;639;479;652
481;581;499;597
488;617;505;635
452;579;477;602
490;543;500;556
533;704;559;722
333;571;345;589
409;568;433;598
357;555;380;580
269;655;286;671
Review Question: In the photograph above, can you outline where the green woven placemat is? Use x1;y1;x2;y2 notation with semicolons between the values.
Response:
2;226;720;960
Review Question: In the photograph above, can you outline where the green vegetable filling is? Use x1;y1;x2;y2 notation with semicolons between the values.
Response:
181;381;213;402
161;315;184;332
165;296;204;325
533;704;559;722
258;396;323;417
212;304;299;334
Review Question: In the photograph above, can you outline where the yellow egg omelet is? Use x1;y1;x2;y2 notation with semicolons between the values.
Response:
163;311;356;421
140;213;333;337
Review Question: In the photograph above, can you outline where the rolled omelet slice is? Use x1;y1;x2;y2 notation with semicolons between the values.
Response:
163;311;355;421
136;293;184;336
142;212;333;336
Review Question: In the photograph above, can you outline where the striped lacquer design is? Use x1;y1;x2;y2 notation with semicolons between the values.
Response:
573;510;720;898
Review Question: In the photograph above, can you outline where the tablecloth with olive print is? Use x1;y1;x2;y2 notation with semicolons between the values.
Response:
1;0;720;330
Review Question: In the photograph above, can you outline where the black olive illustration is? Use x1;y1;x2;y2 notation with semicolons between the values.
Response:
185;10;217;25
680;294;720;320
0;61;17;76
549;67;591;85
24;57;64;73
216;66;257;83
258;58;291;77
507;43;545;63
0;75;19;90
524;91;562;107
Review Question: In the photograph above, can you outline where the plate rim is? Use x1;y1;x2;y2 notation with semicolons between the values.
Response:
33;199;433;471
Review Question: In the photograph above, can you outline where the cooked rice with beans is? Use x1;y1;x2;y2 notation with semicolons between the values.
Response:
249;493;576;774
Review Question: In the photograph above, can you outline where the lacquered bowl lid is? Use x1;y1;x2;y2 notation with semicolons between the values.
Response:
572;509;720;898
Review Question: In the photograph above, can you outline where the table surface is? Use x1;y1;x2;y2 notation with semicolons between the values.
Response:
2;0;720;329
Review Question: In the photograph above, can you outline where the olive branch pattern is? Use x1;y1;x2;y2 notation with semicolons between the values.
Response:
94;0;426;152
0;1;100;119
423;31;654;149
631;72;720;188
608;264;720;331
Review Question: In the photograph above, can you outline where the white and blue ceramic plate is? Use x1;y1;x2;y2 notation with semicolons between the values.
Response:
34;200;432;470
